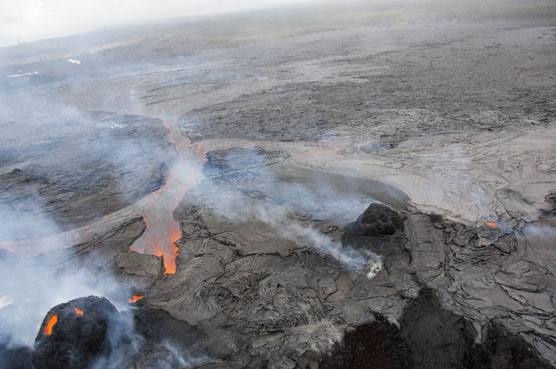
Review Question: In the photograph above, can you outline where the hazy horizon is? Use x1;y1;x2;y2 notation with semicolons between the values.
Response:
0;0;326;47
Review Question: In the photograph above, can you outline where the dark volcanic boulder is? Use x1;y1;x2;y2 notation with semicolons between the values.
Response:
342;203;406;258
349;203;404;237
33;296;120;369
0;342;32;369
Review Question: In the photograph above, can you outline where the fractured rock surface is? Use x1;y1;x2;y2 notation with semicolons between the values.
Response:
1;3;556;368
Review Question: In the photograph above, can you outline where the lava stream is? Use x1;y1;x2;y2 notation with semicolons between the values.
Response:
128;120;205;274
45;315;58;335
128;296;144;303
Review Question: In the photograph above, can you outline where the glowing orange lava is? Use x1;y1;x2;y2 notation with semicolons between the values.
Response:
153;243;164;257
127;120;205;275
485;222;497;228
364;224;371;227
128;296;144;303
73;308;84;316
164;228;181;274
3;118;205;270
45;315;57;335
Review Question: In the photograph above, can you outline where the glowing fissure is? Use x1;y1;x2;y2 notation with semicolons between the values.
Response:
128;295;144;303
485;222;497;228
45;315;57;335
73;308;84;316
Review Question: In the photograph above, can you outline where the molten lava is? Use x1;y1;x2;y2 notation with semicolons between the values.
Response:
73;308;84;316
45;315;58;335
127;120;205;275
128;295;144;303
164;228;180;274
485;222;497;228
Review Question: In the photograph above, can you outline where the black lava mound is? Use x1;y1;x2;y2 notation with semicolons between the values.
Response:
345;203;404;237
342;203;406;257
32;296;120;369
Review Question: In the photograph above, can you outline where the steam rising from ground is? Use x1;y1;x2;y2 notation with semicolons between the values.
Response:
0;98;174;236
0;193;207;368
0;99;179;363
285;221;383;277
0;200;128;346
200;150;384;277
248;198;384;277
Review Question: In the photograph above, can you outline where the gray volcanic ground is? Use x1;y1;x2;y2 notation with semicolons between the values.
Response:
1;1;556;369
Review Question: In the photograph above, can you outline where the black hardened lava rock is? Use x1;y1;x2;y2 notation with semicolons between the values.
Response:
321;288;554;369
465;322;555;369
343;203;404;240
342;203;406;258
32;296;120;369
542;192;556;217
398;288;476;368
359;203;404;235
320;316;414;369
0;342;33;369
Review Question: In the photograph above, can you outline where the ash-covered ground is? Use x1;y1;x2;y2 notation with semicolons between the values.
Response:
1;1;556;368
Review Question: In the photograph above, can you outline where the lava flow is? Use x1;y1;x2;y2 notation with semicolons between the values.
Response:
45;315;58;335
485;222;497;228
73;308;84;316
128;295;144;303
0;116;205;272
128;119;205;274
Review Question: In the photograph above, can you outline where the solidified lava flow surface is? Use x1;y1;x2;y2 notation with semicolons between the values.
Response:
2;2;556;369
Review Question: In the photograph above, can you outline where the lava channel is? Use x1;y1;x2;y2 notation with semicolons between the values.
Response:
128;120;205;274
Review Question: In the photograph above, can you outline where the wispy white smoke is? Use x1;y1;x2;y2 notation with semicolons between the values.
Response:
0;240;129;346
201;163;384;278
251;200;383;278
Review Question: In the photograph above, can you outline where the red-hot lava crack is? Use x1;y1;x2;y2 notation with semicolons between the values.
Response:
44;315;57;335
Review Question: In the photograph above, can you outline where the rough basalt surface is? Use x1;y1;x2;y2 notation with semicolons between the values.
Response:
321;288;554;369
31;143;550;369
1;2;556;368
